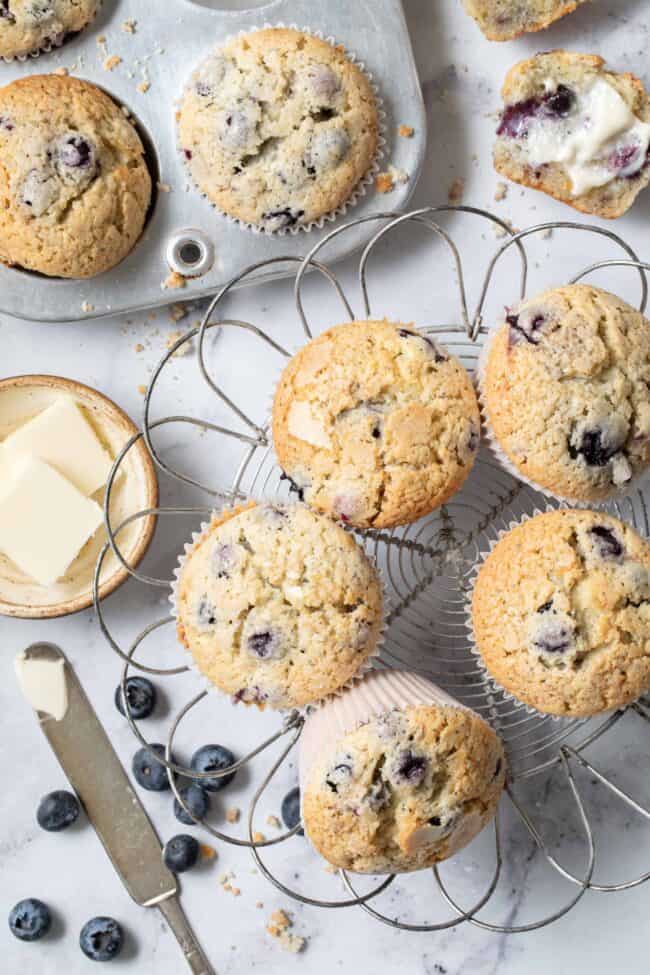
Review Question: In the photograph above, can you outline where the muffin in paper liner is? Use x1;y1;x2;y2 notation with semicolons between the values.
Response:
476;297;650;508
169;499;388;713
299;668;506;875
0;1;101;63
176;23;387;237
465;505;650;719
269;320;482;528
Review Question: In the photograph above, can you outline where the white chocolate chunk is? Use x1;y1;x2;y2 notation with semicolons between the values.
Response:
0;457;103;587
0;399;113;497
287;401;332;449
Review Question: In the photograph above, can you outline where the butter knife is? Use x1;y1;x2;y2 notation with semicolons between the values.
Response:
15;642;215;975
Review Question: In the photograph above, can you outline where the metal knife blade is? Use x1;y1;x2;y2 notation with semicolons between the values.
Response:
16;643;215;975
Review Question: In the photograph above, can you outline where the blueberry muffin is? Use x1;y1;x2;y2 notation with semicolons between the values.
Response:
472;509;650;717
494;53;650;218
300;669;505;874
0;75;152;278
482;285;650;503
272;321;480;528
178;27;379;231
0;0;99;60
174;502;383;710
461;1;585;41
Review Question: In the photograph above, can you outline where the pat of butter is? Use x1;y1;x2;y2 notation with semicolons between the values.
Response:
0;456;103;587
15;651;68;721
0;398;113;497
526;78;650;196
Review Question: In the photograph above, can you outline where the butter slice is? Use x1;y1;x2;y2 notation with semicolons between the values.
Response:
0;456;103;587
0;399;113;497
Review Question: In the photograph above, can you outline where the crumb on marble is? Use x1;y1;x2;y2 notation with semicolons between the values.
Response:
448;178;464;204
158;182;172;194
226;807;241;824
162;271;187;290
398;124;414;138
266;815;281;829
103;55;122;72
137;384;147;396
81;301;95;313
169;303;187;322
253;832;266;844
494;182;508;202
200;844;217;862
134;343;144;353
137;80;151;94
375;172;394;193
267;910;307;954
122;18;137;33
54;66;69;76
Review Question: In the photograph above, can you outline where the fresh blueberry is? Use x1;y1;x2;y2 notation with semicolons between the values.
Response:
589;525;624;559
79;917;123;962
163;834;200;873
262;207;305;230
173;784;210;826
132;744;172;792
393;750;428;786
58;135;94;169
568;427;623;467
281;786;303;834
37;790;80;832
9;899;51;942
190;744;236;792
114;677;156;720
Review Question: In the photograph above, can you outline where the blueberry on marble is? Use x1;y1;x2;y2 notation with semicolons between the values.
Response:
568;427;624;468
79;917;123;962
132;744;172;792
9;899;51;942
174;783;210;826
37;790;80;832
163;834;200;873
393;750;428;786
589;525;624;560
114;677;156;720
281;786;303;833
190;744;236;792
262;207;305;230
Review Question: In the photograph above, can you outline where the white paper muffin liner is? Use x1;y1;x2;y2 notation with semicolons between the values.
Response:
476;323;650;509
298;668;478;794
169;499;388;713
176;22;387;237
0;1;101;63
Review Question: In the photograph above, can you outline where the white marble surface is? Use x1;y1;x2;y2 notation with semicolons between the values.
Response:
3;1;650;972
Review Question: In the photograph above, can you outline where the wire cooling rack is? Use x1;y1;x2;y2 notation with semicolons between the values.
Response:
94;206;650;934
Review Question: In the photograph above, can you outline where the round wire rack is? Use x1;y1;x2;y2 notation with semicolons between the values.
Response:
95;206;650;934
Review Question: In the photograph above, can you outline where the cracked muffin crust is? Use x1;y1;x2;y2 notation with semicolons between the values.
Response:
272;320;480;529
494;53;650;218
300;670;505;874
175;502;383;711
0;0;99;60
461;1;585;41
482;285;650;503
471;509;650;717
178;27;379;231
0;74;152;278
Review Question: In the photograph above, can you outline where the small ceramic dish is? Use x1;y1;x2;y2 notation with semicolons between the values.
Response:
0;375;158;619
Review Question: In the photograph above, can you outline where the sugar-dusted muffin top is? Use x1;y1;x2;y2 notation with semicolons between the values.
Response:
472;509;650;717
178;27;379;231
302;701;505;874
0;0;99;60
483;285;650;503
272;321;480;529
494;52;650;218
175;503;383;710
461;0;585;41
0;75;152;278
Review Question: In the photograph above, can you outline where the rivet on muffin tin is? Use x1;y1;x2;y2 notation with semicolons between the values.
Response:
93;206;650;932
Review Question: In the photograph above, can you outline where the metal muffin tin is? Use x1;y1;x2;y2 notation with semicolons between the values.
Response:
0;0;426;322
